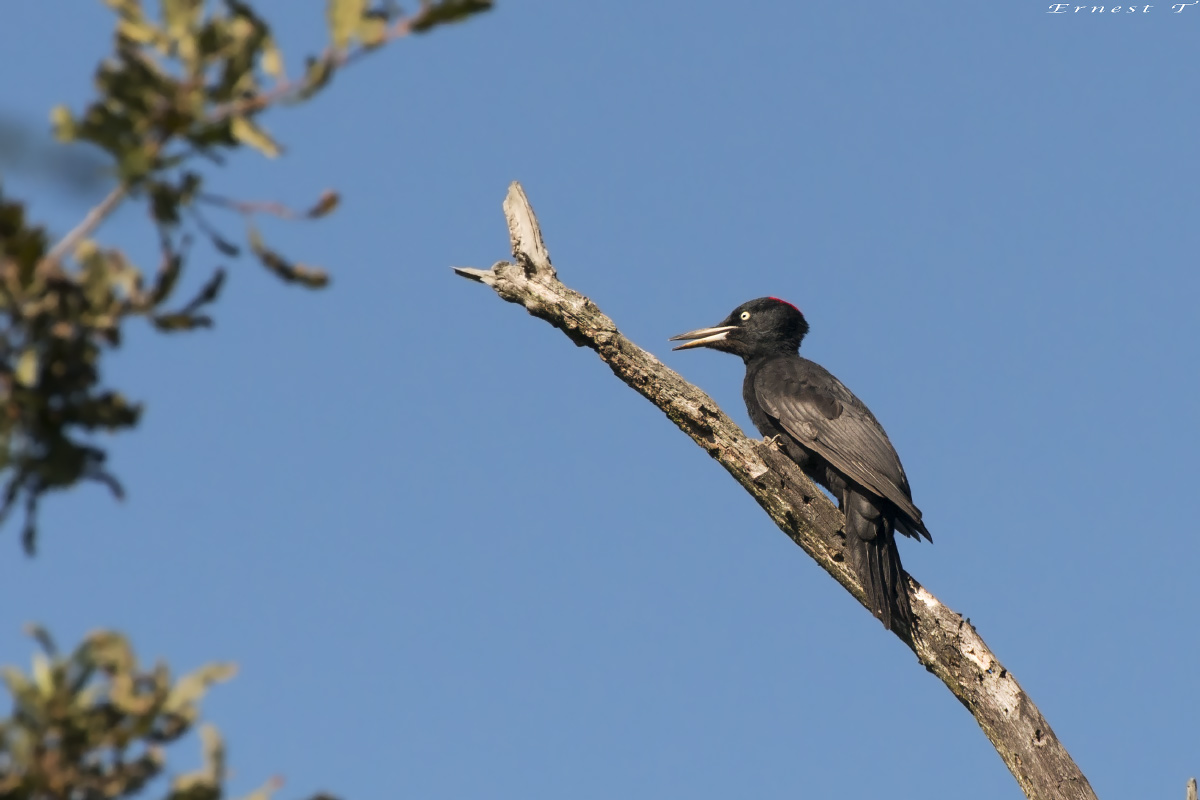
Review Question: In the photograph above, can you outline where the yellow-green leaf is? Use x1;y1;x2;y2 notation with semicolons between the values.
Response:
73;239;100;263
358;14;388;48
1;666;32;698
261;37;285;79
50;105;76;142
231;116;281;158
327;0;367;50
15;349;39;388
237;776;284;800
172;725;224;799
31;652;54;698
85;630;136;673
161;0;203;40
105;0;145;17
164;662;237;714
117;16;161;45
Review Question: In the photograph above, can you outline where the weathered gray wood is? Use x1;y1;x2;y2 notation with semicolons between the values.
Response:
453;181;1099;800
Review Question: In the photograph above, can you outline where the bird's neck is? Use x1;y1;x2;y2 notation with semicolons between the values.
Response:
743;345;799;365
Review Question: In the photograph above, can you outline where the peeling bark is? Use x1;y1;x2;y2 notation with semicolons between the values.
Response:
454;182;1099;800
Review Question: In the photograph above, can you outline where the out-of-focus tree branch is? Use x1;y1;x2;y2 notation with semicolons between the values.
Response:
0;0;493;553
0;626;334;800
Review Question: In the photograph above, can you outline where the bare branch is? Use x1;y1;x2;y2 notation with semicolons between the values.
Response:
38;183;127;275
503;182;554;277
453;181;1099;800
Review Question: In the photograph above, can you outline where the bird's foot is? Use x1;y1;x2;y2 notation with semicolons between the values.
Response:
763;434;784;449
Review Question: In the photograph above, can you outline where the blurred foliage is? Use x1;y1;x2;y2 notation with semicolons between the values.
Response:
0;0;492;554
0;626;333;800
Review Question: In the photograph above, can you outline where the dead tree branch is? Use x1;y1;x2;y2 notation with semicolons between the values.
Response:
453;181;1098;800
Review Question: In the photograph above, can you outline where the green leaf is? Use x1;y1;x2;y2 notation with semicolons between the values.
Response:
182;268;226;312
231;116;281;158
327;0;367;49
151;265;225;330
178;171;202;204
24;623;57;657
117;144;156;181
153;312;213;331
248;226;330;288
146;251;182;306
306;190;340;219
149;180;183;225
299;56;335;100
210;234;241;257
412;0;493;33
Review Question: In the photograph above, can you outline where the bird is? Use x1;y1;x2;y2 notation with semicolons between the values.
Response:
670;297;931;632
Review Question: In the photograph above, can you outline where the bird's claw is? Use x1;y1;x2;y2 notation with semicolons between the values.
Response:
763;434;784;449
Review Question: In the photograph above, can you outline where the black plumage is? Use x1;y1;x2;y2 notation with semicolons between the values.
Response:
671;297;931;631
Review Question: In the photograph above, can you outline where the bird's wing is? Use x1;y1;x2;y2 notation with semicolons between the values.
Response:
753;357;927;531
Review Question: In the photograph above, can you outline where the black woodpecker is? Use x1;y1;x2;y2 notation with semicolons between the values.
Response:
671;297;931;632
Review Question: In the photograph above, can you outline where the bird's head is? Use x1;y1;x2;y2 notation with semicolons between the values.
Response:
670;297;809;360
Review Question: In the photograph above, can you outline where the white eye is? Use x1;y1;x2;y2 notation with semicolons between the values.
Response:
740;311;751;321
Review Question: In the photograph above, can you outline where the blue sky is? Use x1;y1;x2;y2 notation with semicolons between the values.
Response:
2;2;1198;798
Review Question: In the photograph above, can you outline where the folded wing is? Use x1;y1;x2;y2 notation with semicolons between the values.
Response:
753;358;930;540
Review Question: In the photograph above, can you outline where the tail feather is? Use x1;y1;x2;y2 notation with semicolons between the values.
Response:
844;494;915;633
896;515;933;543
864;530;913;632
